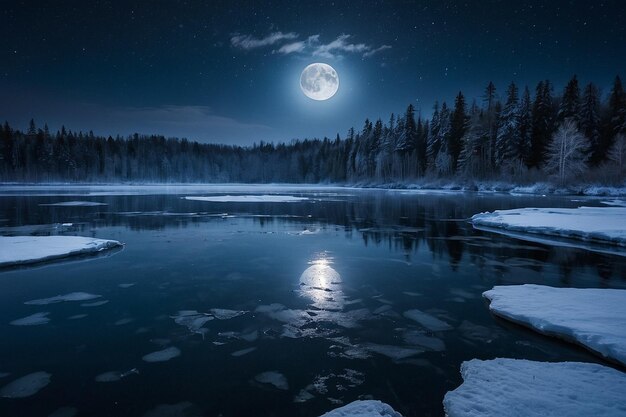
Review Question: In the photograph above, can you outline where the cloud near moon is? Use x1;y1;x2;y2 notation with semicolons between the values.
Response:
300;63;339;101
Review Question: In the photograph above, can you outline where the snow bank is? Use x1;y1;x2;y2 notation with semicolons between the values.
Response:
0;236;122;267
444;358;626;417
319;400;403;417
471;206;626;247
39;201;107;207
184;195;309;203
483;284;626;365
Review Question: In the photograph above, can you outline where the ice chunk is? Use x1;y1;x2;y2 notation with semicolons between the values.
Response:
171;310;213;334
68;314;87;320
118;283;136;288
95;371;121;382
363;343;422;360
184;195;308;203
402;330;446;351
444;358;626;417
403;309;452;331
319;400;403;417
142;347;181;362
114;318;134;325
471;207;626;248
10;312;50;326
294;388;315;403
484;284;626;365
81;300;109;307
210;308;247;320
231;347;256;357
0;371;51;398
48;407;78;417
0;236;122;267
254;371;289;390
25;292;101;305
40;201;107;207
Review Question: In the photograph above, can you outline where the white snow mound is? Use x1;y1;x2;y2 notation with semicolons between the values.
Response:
0;236;122;267
483;284;626;365
319;400;403;417
444;358;626;417
471;206;626;247
184;195;308;203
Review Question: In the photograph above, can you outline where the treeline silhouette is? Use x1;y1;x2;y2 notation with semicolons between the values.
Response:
1;75;625;184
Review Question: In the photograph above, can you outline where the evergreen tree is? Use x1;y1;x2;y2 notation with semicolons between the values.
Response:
558;75;580;122
529;80;555;167
495;82;520;169
518;86;532;167
579;82;601;164
448;92;467;171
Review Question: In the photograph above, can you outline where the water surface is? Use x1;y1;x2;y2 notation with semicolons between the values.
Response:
1;186;625;417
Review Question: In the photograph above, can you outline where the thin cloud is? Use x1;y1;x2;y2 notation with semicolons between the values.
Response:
363;44;392;58
231;31;298;50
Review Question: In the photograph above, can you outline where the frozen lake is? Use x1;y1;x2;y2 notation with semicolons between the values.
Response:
1;186;625;417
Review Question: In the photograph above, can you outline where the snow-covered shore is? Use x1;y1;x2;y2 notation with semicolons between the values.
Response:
483;284;626;366
319;400;403;417
1;181;625;197
444;358;626;417
471;206;626;248
0;236;122;267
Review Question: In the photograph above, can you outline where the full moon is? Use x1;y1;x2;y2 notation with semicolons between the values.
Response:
300;63;339;101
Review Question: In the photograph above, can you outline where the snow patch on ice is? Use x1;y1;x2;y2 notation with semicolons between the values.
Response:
184;195;308;203
0;371;51;398
319;400;403;417
142;347;181;362
403;309;452;331
39;201;107;207
25;292;101;305
254;371;288;390
10;312;50;326
484;284;626;365
0;236;122;267
444;358;626;417
471;206;626;248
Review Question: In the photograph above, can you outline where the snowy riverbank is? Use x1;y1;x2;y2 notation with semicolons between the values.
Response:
0;236;122;267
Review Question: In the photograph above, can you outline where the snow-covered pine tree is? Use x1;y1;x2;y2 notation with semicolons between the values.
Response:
495;82;520;170
579;82;601;165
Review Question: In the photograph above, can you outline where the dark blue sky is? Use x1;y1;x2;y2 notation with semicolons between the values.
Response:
1;1;625;145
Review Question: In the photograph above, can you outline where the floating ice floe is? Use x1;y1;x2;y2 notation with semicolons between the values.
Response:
319;400;403;417
171;310;213;337
184;195;309;203
403;309;452;331
48;406;78;417
25;292;101;305
118;283;136;288
114;318;134;326
443;358;626;417
0;236;122;267
95;368;138;382
10;312;50;326
483;284;626;365
402;330;446;351
471;207;626;249
68;314;88;320
210;308;247;320
39;201;107;207
142;347;181;363
0;371;51;398
231;347;256;357
81;300;109;307
254;371;288;390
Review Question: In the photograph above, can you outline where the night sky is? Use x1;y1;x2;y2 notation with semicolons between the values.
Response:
2;1;625;145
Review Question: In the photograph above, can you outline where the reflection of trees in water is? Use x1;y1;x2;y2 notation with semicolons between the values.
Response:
2;192;625;282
